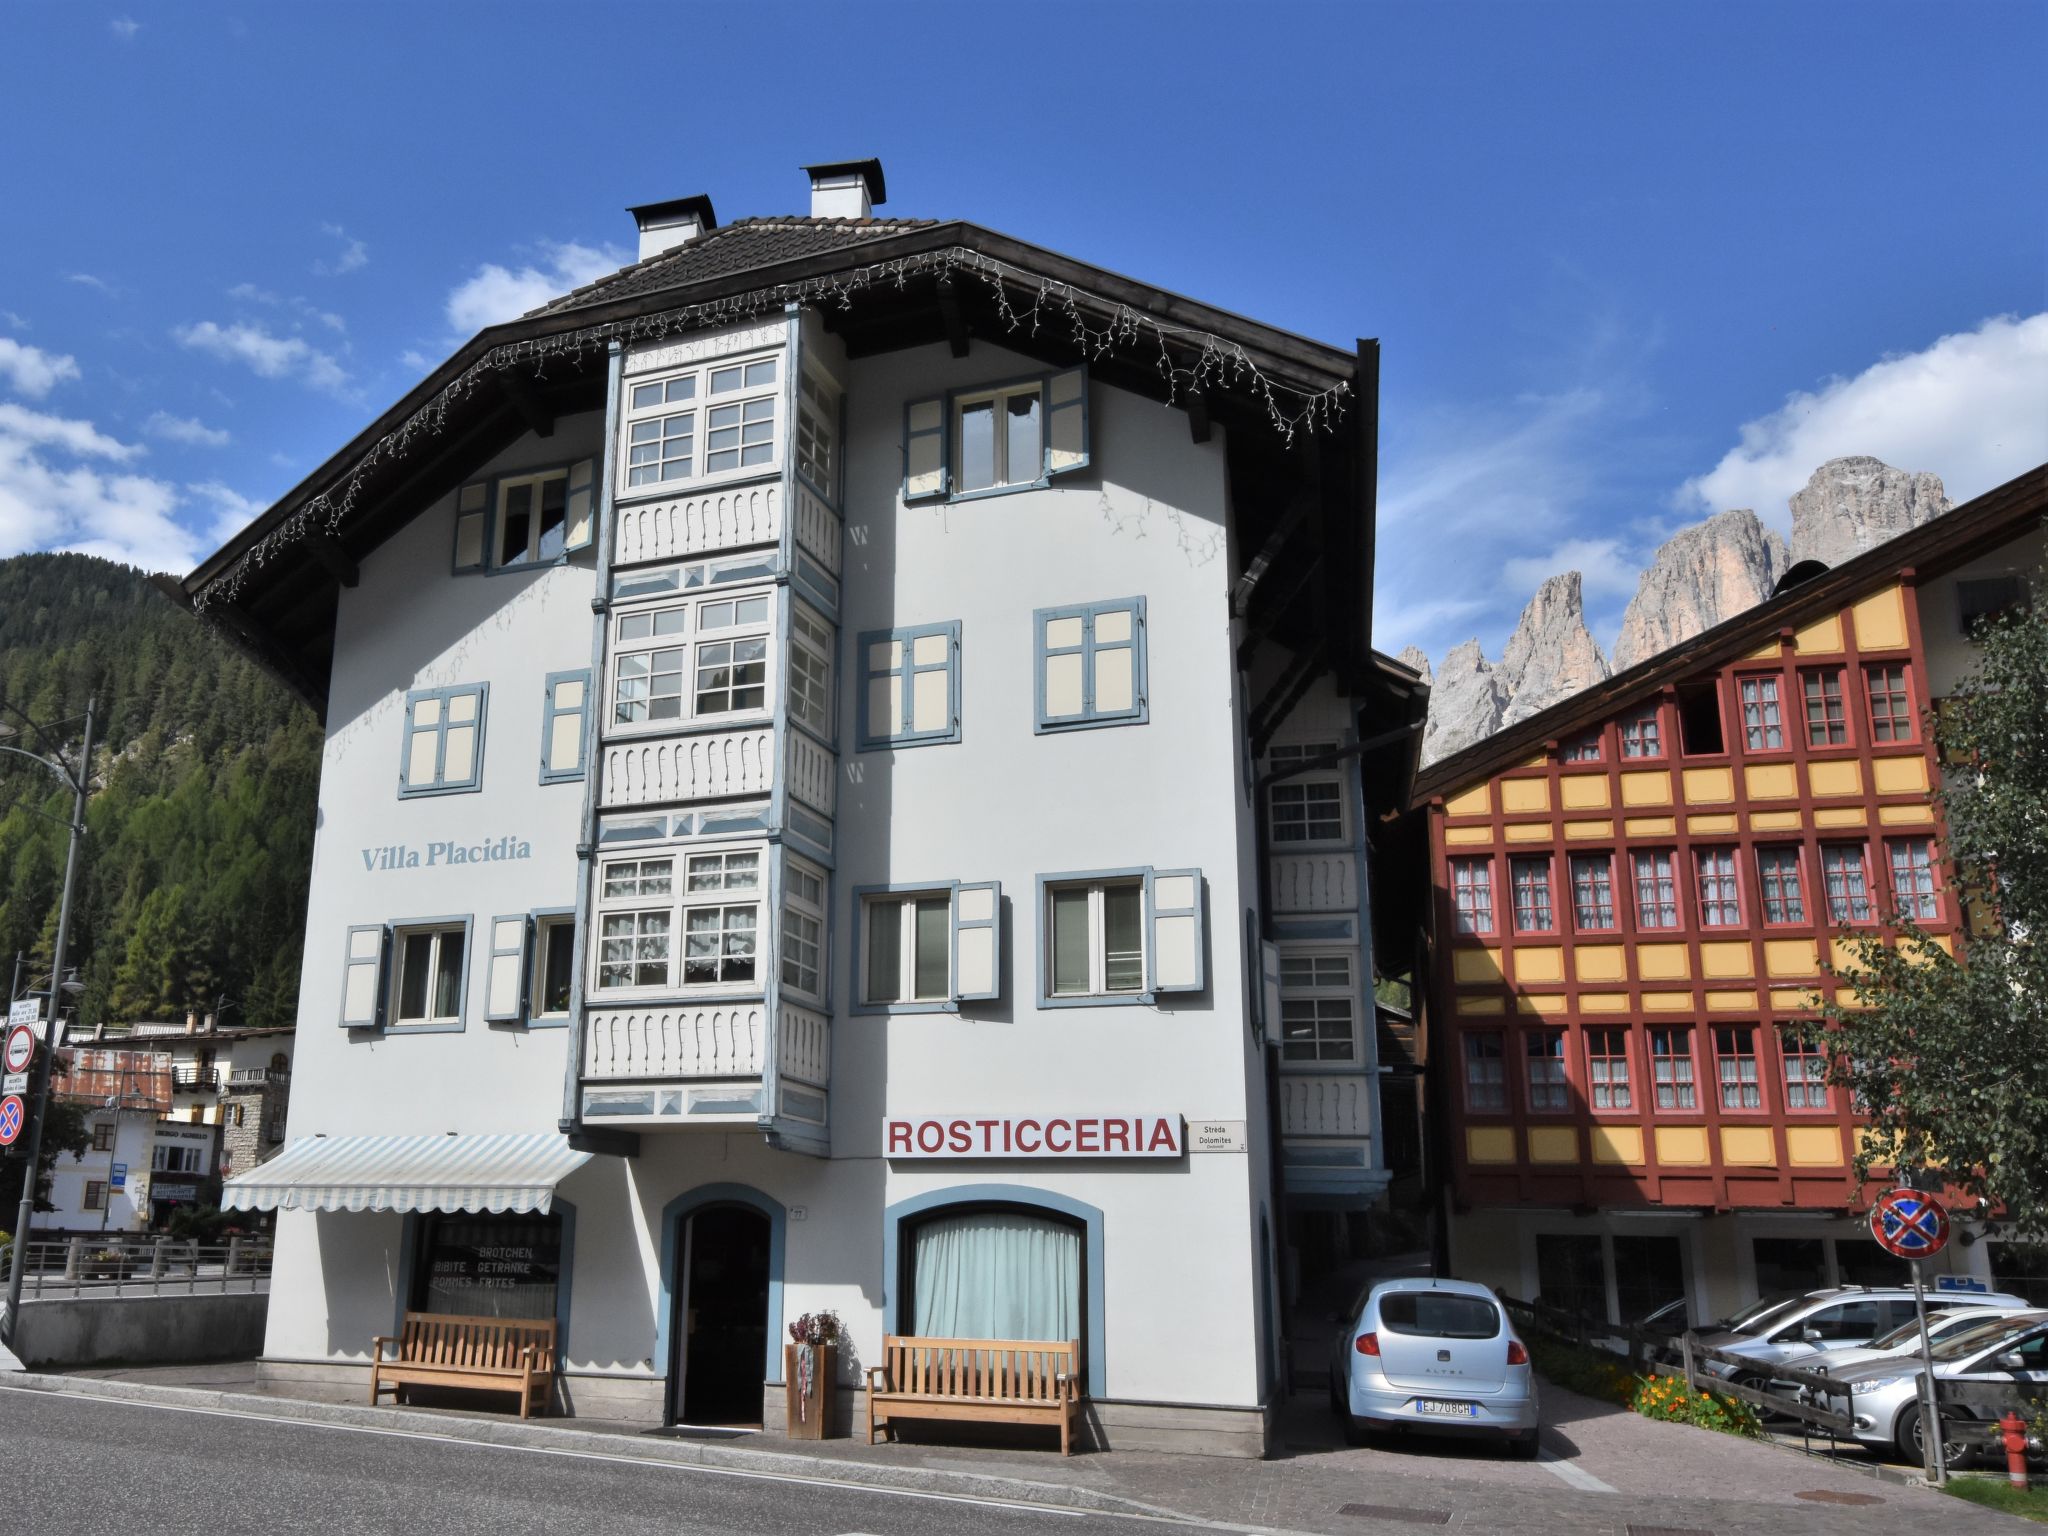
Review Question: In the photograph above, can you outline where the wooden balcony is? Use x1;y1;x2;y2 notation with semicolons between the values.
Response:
578;1002;830;1139
612;482;780;567
1270;852;1358;913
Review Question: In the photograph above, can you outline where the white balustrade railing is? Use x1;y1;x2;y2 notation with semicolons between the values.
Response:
1279;1073;1373;1138
1270;853;1357;913
785;731;835;817
779;1003;830;1087
793;484;840;574
601;727;775;808
613;484;780;566
584;1004;766;1081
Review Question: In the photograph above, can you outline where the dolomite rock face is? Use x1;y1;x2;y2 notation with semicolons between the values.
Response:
1789;456;1950;568
1395;645;1433;685
1497;571;1612;726
1611;508;1790;671
1419;639;1506;765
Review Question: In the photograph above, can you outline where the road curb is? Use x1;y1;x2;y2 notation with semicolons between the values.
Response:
4;1370;1201;1524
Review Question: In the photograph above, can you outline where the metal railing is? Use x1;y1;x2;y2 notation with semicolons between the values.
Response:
171;1067;221;1091
0;1237;272;1298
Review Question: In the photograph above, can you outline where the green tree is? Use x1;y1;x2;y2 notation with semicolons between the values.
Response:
1820;586;2048;1239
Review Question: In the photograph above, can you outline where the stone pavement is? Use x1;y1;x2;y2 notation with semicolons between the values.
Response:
38;1362;2035;1534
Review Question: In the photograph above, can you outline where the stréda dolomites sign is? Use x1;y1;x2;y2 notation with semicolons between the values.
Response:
361;837;533;871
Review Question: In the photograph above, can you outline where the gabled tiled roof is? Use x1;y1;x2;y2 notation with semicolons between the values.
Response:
533;216;941;317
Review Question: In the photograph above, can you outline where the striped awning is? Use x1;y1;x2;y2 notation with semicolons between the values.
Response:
222;1133;592;1215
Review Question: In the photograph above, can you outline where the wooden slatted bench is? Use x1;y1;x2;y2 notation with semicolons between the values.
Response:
866;1335;1084;1455
370;1312;558;1419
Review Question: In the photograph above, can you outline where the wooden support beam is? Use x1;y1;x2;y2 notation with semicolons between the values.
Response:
306;530;360;589
178;592;326;718
1231;496;1313;618
495;368;555;438
936;281;970;359
1248;642;1327;758
1184;389;1211;445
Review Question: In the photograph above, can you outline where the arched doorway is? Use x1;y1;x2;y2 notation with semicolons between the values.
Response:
672;1202;772;1426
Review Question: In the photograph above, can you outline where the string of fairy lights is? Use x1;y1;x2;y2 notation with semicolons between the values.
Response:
193;243;1351;611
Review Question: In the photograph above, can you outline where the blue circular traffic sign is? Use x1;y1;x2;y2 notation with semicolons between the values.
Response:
0;1093;23;1147
1871;1187;1950;1259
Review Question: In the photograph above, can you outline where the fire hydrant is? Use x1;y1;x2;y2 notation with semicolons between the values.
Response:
2000;1411;2031;1492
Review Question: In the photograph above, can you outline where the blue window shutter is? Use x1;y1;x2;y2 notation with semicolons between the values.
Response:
1145;869;1205;994
484;915;529;1023
903;396;946;501
563;458;597;552
1046;368;1089;478
453;479;489;572
541;670;591;784
340;924;390;1029
952;882;1002;1002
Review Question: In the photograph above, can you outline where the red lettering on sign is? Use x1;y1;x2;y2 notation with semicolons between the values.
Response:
948;1120;971;1153
916;1121;944;1154
1015;1119;1042;1153
1104;1119;1130;1152
1076;1120;1101;1154
1046;1119;1072;1153
1148;1117;1178;1152
976;1118;999;1153
887;1121;911;1155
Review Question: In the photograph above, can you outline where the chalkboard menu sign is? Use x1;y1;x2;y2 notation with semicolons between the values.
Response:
416;1214;561;1321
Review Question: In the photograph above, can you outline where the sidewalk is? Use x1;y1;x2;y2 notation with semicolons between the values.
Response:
20;1361;2034;1536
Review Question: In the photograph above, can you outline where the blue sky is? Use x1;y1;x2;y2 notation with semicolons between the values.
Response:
2;1;2043;663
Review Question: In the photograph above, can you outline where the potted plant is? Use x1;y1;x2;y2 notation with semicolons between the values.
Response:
784;1311;842;1440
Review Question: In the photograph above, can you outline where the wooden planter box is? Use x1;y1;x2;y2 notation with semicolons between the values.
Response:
783;1342;836;1439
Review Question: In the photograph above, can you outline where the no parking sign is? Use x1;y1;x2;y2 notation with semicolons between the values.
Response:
0;1093;24;1147
1870;1187;1950;1260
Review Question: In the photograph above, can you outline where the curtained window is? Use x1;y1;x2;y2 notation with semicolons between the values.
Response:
909;1209;1081;1345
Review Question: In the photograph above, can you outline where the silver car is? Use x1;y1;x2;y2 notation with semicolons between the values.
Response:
1795;1306;2027;1377
1815;1310;2048;1464
1694;1285;2031;1393
1328;1278;1540;1456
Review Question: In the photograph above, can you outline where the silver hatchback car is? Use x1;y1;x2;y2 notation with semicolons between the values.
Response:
1329;1278;1541;1456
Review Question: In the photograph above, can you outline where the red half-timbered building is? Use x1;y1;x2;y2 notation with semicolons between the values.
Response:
1413;464;2048;1325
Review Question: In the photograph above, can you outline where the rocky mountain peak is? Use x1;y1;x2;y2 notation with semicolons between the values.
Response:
1498;571;1612;726
1395;645;1433;685
1789;456;1949;568
1418;638;1507;765
1611;507;1789;671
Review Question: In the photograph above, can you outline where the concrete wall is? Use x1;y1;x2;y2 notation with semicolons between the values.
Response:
1915;523;2048;698
15;1292;267;1368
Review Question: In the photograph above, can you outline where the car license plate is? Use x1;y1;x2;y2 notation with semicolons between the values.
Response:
1416;1399;1477;1418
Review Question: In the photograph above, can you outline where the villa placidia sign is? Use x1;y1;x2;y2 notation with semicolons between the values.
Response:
361;837;533;871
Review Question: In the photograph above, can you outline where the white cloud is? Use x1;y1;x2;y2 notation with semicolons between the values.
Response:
65;272;116;296
315;223;369;276
227;281;279;305
445;241;624;334
109;16;140;41
173;319;351;397
0;403;142;461
1681;312;2048;526
0;338;82;398
399;348;432;372
145;410;230;448
226;282;347;334
1501;536;1637;601
1;311;28;331
185;480;265;544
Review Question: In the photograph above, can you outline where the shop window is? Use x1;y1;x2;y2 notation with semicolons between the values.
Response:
1802;669;1849;746
1569;854;1615;930
1586;1027;1632;1110
1757;847;1806;925
1821;843;1874;924
1676;682;1724;755
1650;1027;1696;1110
1833;1244;1910;1289
1990;1240;2048;1307
1619;705;1662;759
1034;598;1146;733
1510;856;1555;933
1864;663;1914;743
1885;839;1939;922
1463;1031;1505;1112
1694;848;1742;927
1714;1026;1762;1111
1278;953;1355;1064
1450;856;1495;936
1782;1031;1830;1110
1612;1235;1686;1328
906;1207;1082;1346
1525;1030;1569;1112
399;684;487;798
1536;1233;1605;1321
1738;675;1784;751
413;1212;562;1322
1752;1236;1826;1297
1632;850;1680;930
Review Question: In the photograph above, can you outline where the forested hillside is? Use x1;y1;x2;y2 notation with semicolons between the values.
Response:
0;554;320;1031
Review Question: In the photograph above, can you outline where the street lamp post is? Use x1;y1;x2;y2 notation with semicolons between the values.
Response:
1;696;93;1350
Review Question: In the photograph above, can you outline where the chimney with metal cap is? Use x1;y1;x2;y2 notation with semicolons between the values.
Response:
804;158;886;220
628;194;718;262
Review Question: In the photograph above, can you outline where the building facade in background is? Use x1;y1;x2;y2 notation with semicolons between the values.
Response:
1415;466;2048;1325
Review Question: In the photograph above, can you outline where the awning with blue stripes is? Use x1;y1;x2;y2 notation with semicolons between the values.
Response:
222;1133;591;1215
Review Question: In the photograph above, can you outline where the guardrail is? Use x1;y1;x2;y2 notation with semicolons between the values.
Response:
0;1237;272;1298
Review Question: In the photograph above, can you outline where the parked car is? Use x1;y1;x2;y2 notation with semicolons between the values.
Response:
1692;1285;2032;1394
1792;1305;2031;1379
1328;1278;1541;1457
1812;1310;2048;1465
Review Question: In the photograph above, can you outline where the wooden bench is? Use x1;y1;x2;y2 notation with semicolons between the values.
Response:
370;1312;557;1419
866;1335;1084;1455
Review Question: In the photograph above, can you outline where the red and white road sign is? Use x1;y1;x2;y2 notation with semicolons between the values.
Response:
0;1093;25;1147
1871;1187;1950;1260
2;1024;33;1075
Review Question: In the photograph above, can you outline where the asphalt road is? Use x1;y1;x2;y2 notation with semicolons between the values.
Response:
3;1389;1201;1536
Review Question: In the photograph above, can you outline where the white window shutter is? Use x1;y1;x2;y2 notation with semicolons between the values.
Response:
1260;941;1283;1045
1046;368;1089;477
340;924;391;1029
952;882;1001;1002
453;480;488;572
564;458;596;551
1146;868;1205;994
484;915;529;1023
903;396;946;500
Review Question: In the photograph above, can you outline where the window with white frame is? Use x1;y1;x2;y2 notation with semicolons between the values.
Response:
903;369;1087;502
863;889;952;1006
859;622;960;748
532;916;575;1020
1464;1032;1505;1111
399;684;487;798
1650;1026;1696;1110
1046;877;1144;998
610;590;772;729
788;604;834;737
956;380;1043;493
596;857;673;991
622;354;780;491
452;459;595;573
494;468;571;569
1036;598;1145;731
795;370;839;497
682;850;761;985
392;921;468;1027
1278;952;1356;1064
781;861;826;1000
1268;742;1346;844
1525;1030;1569;1112
594;849;763;993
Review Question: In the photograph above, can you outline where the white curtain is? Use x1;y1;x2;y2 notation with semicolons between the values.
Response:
912;1210;1080;1342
